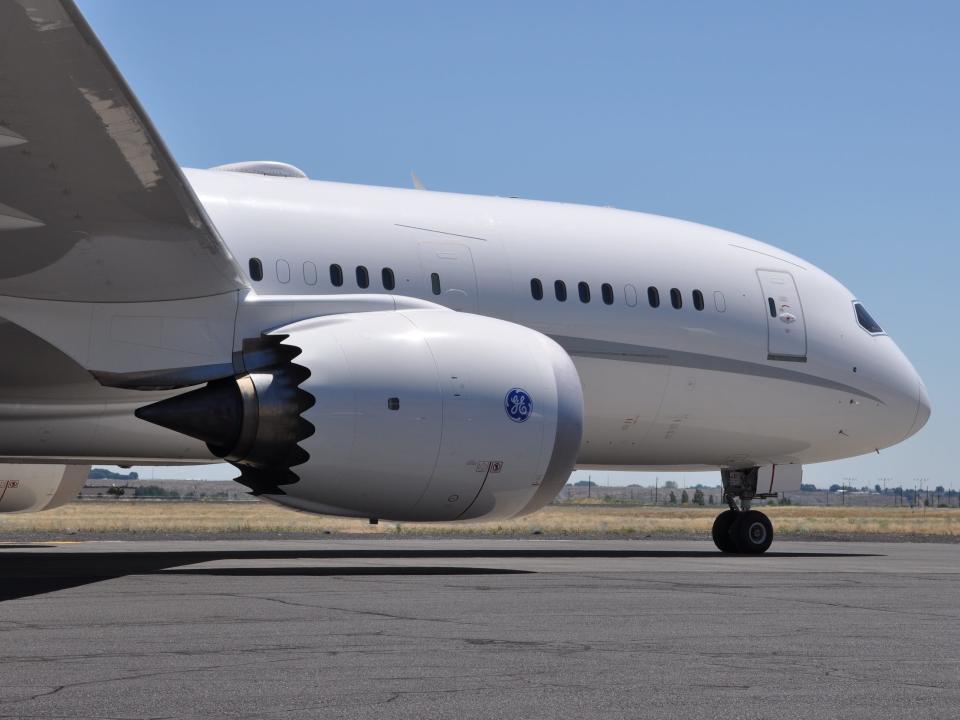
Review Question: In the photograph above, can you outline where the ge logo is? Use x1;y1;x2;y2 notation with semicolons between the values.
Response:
505;388;532;423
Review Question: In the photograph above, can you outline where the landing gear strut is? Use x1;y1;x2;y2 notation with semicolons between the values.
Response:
711;468;775;554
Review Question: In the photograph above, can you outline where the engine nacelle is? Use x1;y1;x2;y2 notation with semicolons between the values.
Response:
0;464;89;513
137;310;583;521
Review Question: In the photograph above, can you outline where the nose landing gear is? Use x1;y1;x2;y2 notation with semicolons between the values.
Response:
711;509;740;552
728;509;774;553
712;468;776;554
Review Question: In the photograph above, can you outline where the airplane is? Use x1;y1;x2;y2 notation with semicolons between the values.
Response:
0;0;929;554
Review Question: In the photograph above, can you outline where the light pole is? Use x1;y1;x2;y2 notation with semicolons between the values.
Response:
842;477;856;506
878;477;891;508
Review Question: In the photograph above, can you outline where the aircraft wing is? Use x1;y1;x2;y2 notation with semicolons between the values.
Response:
0;0;246;302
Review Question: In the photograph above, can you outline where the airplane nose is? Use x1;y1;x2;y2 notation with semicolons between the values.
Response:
912;381;931;435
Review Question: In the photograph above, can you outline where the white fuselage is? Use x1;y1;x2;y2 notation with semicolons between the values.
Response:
183;168;927;471
0;168;929;471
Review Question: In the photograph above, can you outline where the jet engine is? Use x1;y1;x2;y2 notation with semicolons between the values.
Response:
137;310;584;521
0;464;89;513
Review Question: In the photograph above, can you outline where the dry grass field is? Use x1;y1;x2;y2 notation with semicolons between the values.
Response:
0;500;957;539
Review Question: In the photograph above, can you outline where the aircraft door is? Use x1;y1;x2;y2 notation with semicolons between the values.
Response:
418;242;479;312
757;270;807;361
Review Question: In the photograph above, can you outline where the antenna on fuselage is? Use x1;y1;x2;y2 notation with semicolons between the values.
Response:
411;171;426;190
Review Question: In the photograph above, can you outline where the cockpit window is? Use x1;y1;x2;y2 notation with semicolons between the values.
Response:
854;302;884;335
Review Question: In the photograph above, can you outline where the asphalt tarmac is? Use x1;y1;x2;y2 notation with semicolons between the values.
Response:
0;538;957;719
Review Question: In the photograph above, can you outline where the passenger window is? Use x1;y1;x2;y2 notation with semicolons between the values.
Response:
768;297;777;317
555;280;567;302
530;278;543;300
854;302;884;334
624;284;638;307
647;286;660;308
714;291;726;313
670;288;682;309
381;267;395;291
578;282;591;303
431;272;441;295
601;283;614;305
303;261;318;286
692;289;704;311
356;265;369;288
276;259;291;284
248;258;263;282
330;263;343;287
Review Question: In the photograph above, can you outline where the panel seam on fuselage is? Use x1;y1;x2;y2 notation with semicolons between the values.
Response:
551;335;882;404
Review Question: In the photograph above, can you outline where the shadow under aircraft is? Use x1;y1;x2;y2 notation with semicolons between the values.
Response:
0;545;881;602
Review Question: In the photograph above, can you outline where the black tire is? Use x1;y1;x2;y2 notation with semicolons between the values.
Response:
731;510;773;554
711;510;739;553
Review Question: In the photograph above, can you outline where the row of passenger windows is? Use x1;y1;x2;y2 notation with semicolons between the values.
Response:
329;263;396;290
250;258;714;312
248;258;447;296
531;278;707;311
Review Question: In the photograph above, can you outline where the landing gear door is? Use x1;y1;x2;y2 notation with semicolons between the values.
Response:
418;242;479;312
757;270;807;362
756;464;803;495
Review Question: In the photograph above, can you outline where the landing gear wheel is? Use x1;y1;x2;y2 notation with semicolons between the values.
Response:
711;509;739;553
732;510;773;554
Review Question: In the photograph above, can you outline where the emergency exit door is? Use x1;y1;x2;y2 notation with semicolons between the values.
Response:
757;270;807;361
418;242;479;312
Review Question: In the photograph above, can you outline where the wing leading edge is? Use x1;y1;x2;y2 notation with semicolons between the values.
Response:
0;0;246;302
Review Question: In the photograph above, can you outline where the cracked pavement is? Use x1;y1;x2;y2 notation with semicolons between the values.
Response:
0;538;957;719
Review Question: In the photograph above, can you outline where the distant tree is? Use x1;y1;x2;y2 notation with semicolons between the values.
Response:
668;490;677;505
829;484;841;493
935;485;945;494
779;496;793;506
134;485;180;499
680;489;689;504
874;484;882;494
664;480;678;489
89;468;138;481
106;486;125;497
708;494;716;505
800;483;817;492
692;488;705;506
573;480;593;487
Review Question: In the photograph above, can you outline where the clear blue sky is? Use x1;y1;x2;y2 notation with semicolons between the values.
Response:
79;1;956;490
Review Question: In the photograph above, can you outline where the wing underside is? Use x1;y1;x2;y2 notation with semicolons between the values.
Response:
0;0;245;302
